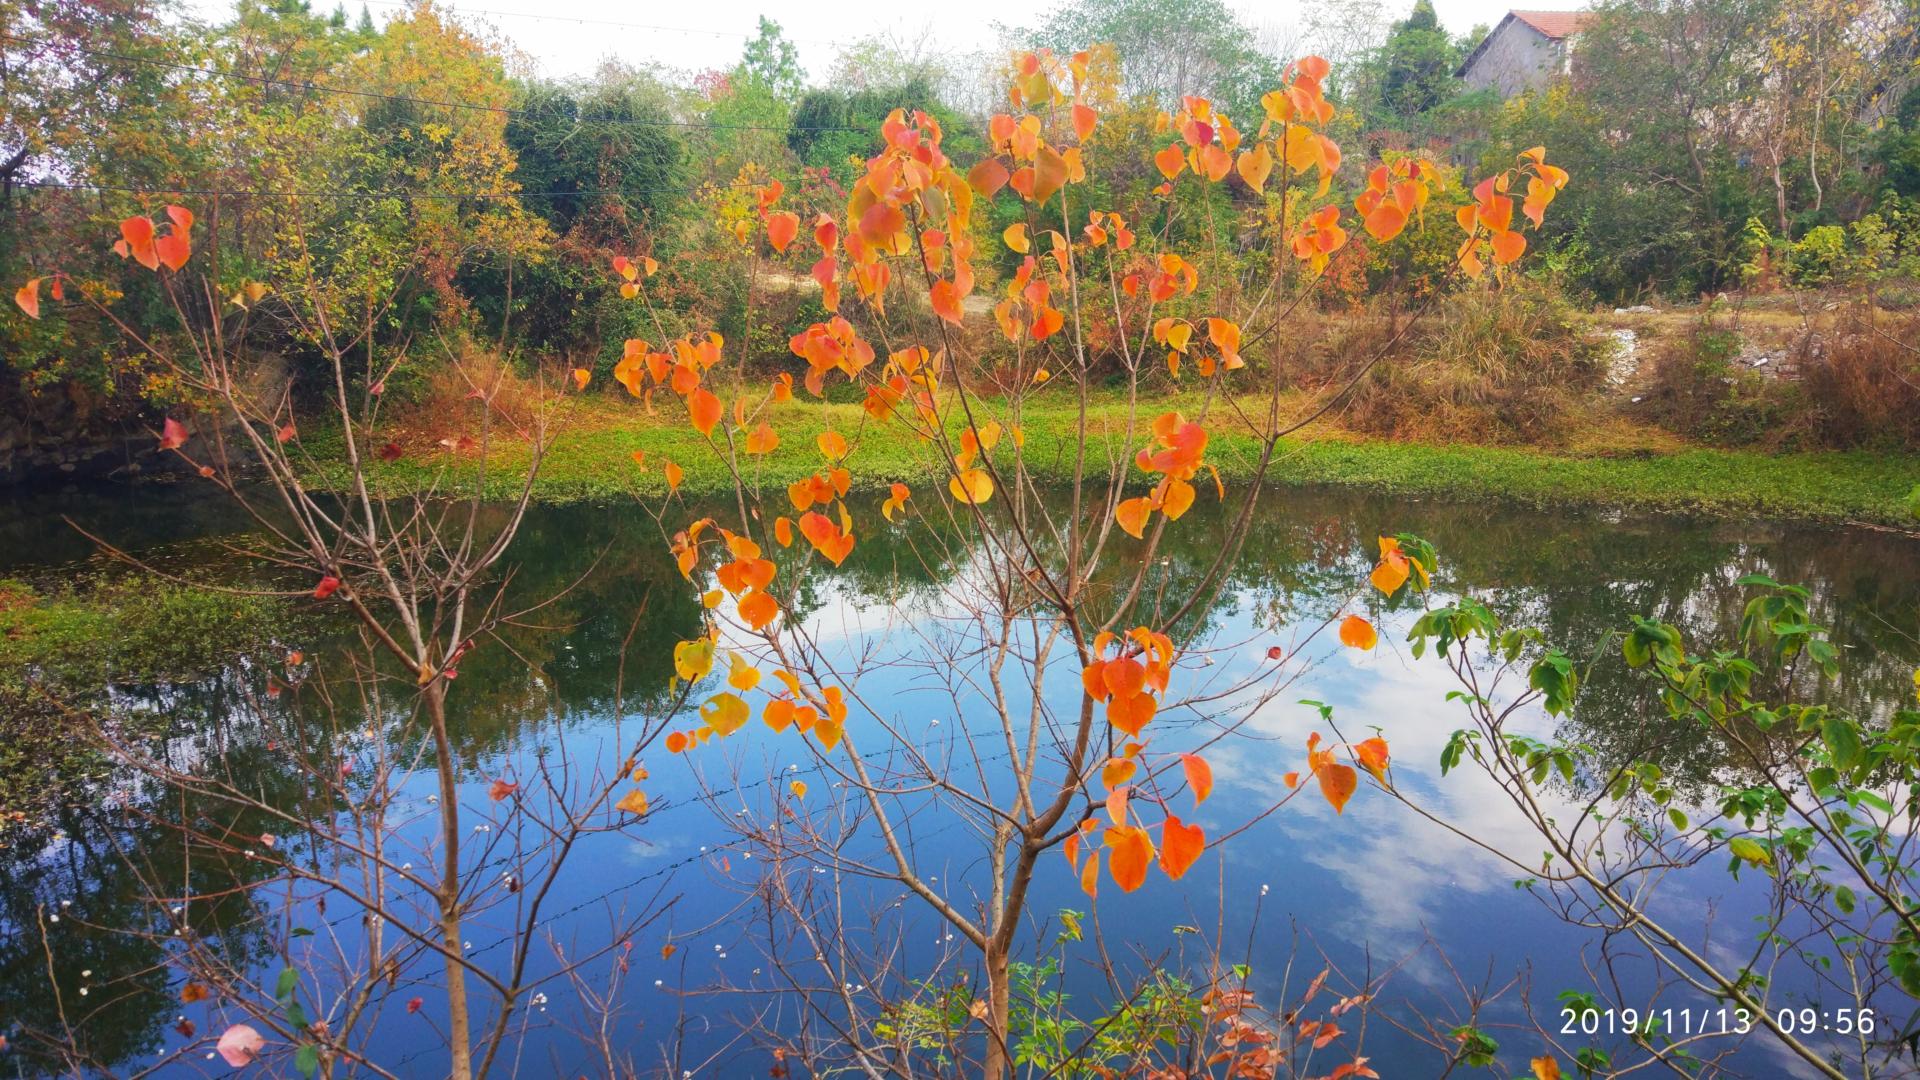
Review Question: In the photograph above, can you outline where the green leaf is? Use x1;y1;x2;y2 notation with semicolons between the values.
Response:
1822;717;1864;771
295;1044;319;1078
276;967;299;1001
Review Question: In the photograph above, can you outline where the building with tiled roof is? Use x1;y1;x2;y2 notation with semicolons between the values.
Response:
1457;9;1595;98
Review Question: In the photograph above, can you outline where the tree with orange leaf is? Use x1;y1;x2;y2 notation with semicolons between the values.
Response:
606;44;1566;1078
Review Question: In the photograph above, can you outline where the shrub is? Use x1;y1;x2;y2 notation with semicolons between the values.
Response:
1335;280;1610;443
1797;307;1920;448
1641;319;1801;447
1787;224;1849;287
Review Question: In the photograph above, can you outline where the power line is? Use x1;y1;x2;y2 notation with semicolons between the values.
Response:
0;32;867;135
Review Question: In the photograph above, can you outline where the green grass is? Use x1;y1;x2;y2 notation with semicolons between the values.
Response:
319;393;1920;526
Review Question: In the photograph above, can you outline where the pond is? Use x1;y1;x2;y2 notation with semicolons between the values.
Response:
1;480;1916;1077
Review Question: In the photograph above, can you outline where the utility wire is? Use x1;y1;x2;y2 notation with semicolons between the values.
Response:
0;31;868;135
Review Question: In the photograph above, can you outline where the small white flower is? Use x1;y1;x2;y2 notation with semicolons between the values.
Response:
654;979;663;987
1260;884;1270;896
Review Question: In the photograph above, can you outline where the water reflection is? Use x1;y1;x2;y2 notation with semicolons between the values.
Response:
0;483;1916;1075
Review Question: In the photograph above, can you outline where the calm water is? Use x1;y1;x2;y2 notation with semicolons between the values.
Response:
2;480;1917;1077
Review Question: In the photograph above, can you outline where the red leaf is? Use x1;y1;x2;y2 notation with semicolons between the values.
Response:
158;417;189;450
488;778;518;802
379;441;403;462
312;575;341;600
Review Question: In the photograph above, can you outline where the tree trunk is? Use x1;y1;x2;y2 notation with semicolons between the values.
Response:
426;684;475;1080
981;938;1013;1080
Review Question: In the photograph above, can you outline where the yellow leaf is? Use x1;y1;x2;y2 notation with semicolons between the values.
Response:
1002;222;1031;254
817;430;849;460
615;788;650;815
1235;144;1273;191
701;692;750;737
949;468;995;504
789;780;808;798
673;637;716;682
727;653;761;692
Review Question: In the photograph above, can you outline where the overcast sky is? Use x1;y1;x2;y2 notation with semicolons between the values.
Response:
188;0;1585;84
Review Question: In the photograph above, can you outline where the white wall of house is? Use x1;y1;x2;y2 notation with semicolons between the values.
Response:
1460;19;1572;98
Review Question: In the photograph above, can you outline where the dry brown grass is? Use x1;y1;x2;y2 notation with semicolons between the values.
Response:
1798;308;1920;447
1324;283;1611;445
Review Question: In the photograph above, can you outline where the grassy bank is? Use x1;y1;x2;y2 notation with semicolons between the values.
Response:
0;576;299;829
331;393;1920;527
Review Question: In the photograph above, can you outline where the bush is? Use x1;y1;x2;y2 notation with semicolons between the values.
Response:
1787;225;1850;287
1641;320;1802;447
1333;280;1611;443
1797;307;1920;448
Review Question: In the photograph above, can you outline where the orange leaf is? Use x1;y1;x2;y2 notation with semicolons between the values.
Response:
687;387;722;435
968;157;1010;197
1363;201;1407;243
1369;549;1410;596
154;233;191;271
1531;1057;1562;1080
1181;753;1213;804
1114;496;1153;539
14;278;40;319
765;210;800;253
1159;816;1205;880
1154;143;1186;181
1102;657;1146;699
572;367;591;390
615;788;650;815
1107;690;1157;737
1491;229;1527;265
930;280;964;325
1071;103;1097;141
488;778;518;802
665;731;689;753
1355;737;1390;782
817;430;849;460
739;590;779;631
1318;762;1357;813
1338;614;1378;650
664;459;684;491
1105;784;1129;825
1079;849;1099;897
1101;757;1137;789
1105;825;1154;892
